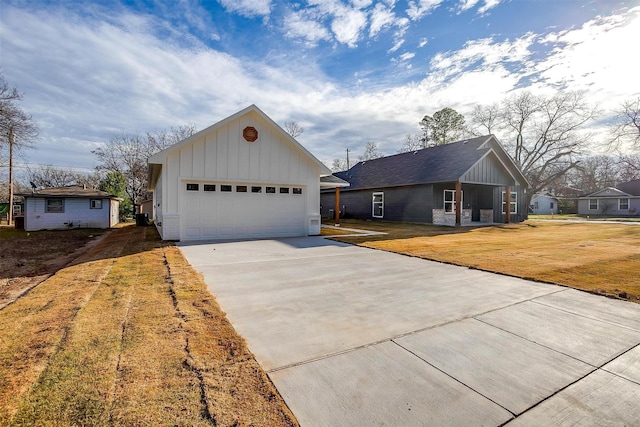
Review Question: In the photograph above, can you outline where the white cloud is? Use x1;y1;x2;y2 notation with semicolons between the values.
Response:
406;0;445;20
418;37;428;48
330;6;368;47
478;0;503;15
387;39;405;53
369;3;396;37
284;11;332;46
2;3;638;169
218;0;272;17
457;0;480;13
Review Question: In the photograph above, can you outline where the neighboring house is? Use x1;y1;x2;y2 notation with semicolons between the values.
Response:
530;194;559;215
321;135;529;225
148;105;331;241
18;186;120;231
577;179;640;216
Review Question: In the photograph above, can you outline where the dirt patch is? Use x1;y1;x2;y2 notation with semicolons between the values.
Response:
0;227;109;309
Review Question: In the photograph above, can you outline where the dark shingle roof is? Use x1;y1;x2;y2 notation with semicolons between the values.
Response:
19;186;118;198
334;136;492;190
617;179;640;196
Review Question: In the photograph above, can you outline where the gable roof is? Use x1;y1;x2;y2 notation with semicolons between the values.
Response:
18;186;119;199
580;187;634;198
333;135;528;191
148;104;331;188
617;179;640;196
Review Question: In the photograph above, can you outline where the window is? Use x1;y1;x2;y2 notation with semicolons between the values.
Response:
444;190;462;213
220;185;232;192
236;185;247;192
550;202;554;209
204;184;216;192
372;192;384;218
534;201;539;210
46;199;64;213
186;183;199;191
90;199;102;209
279;187;289;194
501;191;517;214
266;187;276;194
292;187;302;195
589;199;598;210
619;198;629;210
251;186;262;193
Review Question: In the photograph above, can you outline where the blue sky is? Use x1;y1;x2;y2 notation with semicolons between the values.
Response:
1;0;639;174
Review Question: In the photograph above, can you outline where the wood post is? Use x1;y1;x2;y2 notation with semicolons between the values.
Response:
505;185;511;224
455;181;461;227
334;187;340;226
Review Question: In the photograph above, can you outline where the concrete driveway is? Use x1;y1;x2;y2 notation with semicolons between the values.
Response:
178;237;640;426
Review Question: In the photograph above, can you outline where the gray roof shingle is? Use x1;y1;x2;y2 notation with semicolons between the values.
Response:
334;135;492;190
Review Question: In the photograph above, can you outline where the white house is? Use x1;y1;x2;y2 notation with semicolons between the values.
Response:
19;186;120;231
148;105;332;241
530;193;559;215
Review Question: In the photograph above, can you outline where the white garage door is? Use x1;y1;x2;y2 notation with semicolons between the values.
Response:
181;183;306;240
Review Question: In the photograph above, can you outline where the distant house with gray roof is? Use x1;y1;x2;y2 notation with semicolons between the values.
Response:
321;135;529;225
577;179;640;216
18;186;121;231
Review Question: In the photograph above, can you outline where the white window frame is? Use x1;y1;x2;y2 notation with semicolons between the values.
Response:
90;199;103;209
501;191;517;214
619;198;629;210
372;192;384;218
588;199;598;210
444;189;463;213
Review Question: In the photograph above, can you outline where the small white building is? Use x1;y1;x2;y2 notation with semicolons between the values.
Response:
19;186;120;231
148;105;331;241
530;193;559;215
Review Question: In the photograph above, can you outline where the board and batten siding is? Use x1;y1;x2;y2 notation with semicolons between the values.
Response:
24;197;116;231
321;184;434;222
154;108;324;240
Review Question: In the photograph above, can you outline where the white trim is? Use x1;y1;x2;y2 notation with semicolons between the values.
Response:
444;189;463;214
372;192;384;218
501;191;518;214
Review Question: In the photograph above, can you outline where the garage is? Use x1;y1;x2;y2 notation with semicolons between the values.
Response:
148;105;331;241
181;182;306;240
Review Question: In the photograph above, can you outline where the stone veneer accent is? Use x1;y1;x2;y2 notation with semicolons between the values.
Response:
432;209;472;225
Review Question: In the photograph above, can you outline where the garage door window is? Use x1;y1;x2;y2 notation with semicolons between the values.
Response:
221;185;232;192
204;185;215;192
252;186;262;193
186;183;199;191
280;187;289;194
236;185;247;192
293;188;302;194
266;187;276;193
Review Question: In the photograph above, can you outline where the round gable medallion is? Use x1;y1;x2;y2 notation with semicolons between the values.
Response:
243;126;259;143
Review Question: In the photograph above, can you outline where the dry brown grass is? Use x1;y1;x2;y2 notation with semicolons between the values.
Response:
331;220;640;302
0;225;297;426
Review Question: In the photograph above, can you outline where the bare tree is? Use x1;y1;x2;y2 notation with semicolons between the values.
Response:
331;158;349;172
471;103;501;135
358;141;384;161
93;125;196;212
284;120;304;139
0;73;38;225
472;91;598;197
610;96;640;149
397;133;424;153
25;165;100;189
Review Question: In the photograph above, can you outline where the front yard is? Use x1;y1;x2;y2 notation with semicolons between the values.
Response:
329;219;640;302
0;225;296;426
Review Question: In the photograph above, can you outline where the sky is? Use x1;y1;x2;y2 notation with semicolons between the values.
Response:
1;0;639;174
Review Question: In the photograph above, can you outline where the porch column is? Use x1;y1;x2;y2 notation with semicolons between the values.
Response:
505;185;511;224
455;181;462;227
334;187;340;226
